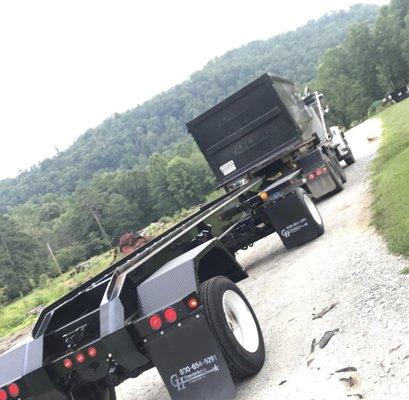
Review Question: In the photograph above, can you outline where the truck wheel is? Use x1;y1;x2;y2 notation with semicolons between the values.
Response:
327;152;347;183
324;156;344;193
298;188;324;236
334;158;347;183
344;152;356;166
69;384;116;400
329;164;344;193
199;276;265;381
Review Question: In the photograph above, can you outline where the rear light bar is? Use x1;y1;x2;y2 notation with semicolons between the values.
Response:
163;307;178;323
144;294;202;333
307;165;328;181
187;297;199;310
87;347;98;358
63;346;100;370
63;358;73;369
7;384;19;398
148;314;163;330
75;353;86;364
0;382;21;399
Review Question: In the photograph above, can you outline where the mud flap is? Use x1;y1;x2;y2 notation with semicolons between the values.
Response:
306;173;336;199
263;189;322;249
146;312;236;400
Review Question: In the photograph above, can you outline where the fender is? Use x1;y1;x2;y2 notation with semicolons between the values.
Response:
136;238;246;317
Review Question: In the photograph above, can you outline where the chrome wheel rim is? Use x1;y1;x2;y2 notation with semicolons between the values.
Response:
222;290;259;353
304;193;322;225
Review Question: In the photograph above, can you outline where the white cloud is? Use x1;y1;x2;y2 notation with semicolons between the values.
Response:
0;0;389;179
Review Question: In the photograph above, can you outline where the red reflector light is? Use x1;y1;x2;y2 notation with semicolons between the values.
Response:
315;168;323;177
148;314;162;330
0;389;7;400
307;173;315;181
163;307;177;323
187;297;199;310
8;383;19;397
63;358;73;369
87;347;98;358
75;353;86;364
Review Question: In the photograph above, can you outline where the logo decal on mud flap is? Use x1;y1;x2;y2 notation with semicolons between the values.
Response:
281;217;308;238
170;355;220;392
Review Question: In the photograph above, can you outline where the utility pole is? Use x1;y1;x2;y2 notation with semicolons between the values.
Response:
47;243;62;275
89;207;109;242
75;185;109;242
0;231;13;265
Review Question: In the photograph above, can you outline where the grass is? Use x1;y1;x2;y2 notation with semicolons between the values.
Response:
0;252;114;339
143;207;198;238
371;98;409;271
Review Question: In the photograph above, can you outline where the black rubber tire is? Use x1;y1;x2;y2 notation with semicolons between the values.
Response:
328;151;347;183
324;156;344;194
199;276;265;381
344;152;356;166
69;384;116;400
334;158;347;183
297;188;325;237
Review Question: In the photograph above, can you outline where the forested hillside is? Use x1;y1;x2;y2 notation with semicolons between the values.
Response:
315;0;409;127
0;4;378;211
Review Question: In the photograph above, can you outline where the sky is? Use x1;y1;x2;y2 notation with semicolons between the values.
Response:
0;0;389;179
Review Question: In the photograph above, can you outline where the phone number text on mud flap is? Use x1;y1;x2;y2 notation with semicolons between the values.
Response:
179;355;218;376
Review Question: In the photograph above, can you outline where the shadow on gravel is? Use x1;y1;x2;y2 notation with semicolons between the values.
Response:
242;240;289;272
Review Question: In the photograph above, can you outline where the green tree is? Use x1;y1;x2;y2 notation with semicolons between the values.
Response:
375;4;409;91
147;153;179;216
0;215;49;300
74;182;110;241
401;15;409;68
315;46;371;127
345;23;383;101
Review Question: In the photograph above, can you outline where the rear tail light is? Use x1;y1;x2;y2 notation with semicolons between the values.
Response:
316;166;327;175
87;347;98;358
75;353;86;364
0;389;7;400
7;383;19;398
187;297;199;310
163;307;178;323
307;166;328;181
148;314;163;330
63;358;73;369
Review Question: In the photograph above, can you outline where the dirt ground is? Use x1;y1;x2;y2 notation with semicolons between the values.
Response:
0;325;32;356
117;118;409;400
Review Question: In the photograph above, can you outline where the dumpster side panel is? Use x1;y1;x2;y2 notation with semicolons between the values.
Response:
187;74;313;186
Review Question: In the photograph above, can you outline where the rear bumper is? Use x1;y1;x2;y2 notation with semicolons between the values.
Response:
306;173;335;199
23;369;66;400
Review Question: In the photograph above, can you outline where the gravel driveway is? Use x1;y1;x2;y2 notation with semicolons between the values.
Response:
117;118;409;400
